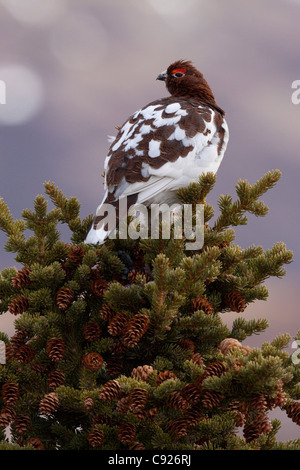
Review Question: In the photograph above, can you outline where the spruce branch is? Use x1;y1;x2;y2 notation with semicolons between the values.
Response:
104;282;144;313
22;195;60;264
0;197;29;257
44;181;93;243
0;197;19;236
213;170;282;232
177;172;216;223
231;317;269;341
177;172;217;205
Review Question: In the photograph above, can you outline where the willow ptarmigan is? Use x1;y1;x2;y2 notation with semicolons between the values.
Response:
85;60;229;244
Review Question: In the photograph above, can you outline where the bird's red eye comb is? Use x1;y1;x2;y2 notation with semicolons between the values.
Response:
172;68;186;74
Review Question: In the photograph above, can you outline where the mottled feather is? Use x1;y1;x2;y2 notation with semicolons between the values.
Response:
85;61;229;244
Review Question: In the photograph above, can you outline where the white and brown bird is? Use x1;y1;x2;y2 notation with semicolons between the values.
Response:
85;60;229;244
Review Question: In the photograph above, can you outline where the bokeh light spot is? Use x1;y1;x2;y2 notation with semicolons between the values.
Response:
0;65;44;125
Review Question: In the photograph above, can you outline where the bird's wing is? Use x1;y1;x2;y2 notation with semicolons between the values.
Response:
85;97;228;244
104;96;227;206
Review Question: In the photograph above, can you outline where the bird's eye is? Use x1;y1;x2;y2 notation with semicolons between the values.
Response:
171;68;186;78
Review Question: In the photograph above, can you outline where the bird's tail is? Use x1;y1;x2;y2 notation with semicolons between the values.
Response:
85;193;115;245
84;220;112;245
85;193;140;245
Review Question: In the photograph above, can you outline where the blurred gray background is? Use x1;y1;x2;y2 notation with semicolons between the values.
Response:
0;0;299;441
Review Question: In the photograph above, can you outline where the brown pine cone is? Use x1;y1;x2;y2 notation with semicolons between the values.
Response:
1;382;19;405
203;361;226;379
166;390;189;412
129;388;148;413
266;397;276;411
88;429;104;448
201;389;223;409
118;422;136;444
190;352;204;367
56;287;74;310
67;245;85;265
10;329;28;351
99;380;121;402
269;380;287;408
123;314;150;347
250;394;267;414
286;401;300;425
116;396;131;415
8;295;29;315
100;303;116;322
82;352;104;372
217;241;230;249
46;338;65;362
47;370;65;390
228;401;242;414
243;420;260;443
127;269;150;284
257;413;272;435
27;438;44;450
191;297;214;315
129;441;146;450
83;397;95;411
132;409;147;421
0;406;16;427
228;401;248;426
219;338;242;354
127;269;139;284
108;312;130;336
84;322;102;342
15;344;35;364
184;407;203;426
169;417;188;437
131;365;154;381
39;392;59;414
232;400;249;416
219;337;251;356
4;344;14;362
275;389;287;408
11;266;31;289
180;383;202;405
13;414;30;434
243;413;272;442
196;361;226;387
156;370;177;386
224;290;247;313
132;244;145;262
91;279;109;297
234;410;246;427
177;338;195;351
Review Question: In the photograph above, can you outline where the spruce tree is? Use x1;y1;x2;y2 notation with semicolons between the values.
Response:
0;170;299;451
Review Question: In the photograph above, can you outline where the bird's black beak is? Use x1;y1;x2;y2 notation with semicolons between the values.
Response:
156;72;167;81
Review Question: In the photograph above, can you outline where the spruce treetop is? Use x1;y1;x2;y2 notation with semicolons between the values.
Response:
0;170;299;451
